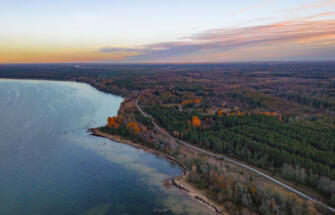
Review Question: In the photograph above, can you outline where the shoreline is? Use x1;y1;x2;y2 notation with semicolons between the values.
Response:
89;128;225;215
3;78;223;214
5;78;332;214
3;78;333;214
1;78;224;214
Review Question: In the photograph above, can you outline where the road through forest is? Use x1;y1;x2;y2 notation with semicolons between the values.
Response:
135;95;335;213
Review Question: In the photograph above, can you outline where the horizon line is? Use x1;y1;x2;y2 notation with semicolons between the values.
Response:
1;60;335;66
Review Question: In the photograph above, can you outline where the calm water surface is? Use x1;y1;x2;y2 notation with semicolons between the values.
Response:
0;79;211;215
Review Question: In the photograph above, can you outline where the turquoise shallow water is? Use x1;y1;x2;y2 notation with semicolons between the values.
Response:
0;79;211;215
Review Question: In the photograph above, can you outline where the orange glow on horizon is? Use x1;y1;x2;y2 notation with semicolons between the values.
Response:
0;44;140;63
1;12;335;64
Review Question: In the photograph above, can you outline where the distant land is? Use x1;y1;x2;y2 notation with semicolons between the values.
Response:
1;62;335;215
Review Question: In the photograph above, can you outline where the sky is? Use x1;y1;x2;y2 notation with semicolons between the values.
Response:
0;0;335;63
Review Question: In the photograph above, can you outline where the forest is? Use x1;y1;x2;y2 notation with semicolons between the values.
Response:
1;62;335;213
145;105;335;199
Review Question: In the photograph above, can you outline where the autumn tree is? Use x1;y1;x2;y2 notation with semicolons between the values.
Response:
107;116;117;128
126;122;141;135
278;115;282;121
181;99;193;106
107;116;123;129
181;98;202;106
193;98;202;104
192;116;201;128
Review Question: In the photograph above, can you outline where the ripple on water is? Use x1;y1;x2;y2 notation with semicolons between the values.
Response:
0;79;212;215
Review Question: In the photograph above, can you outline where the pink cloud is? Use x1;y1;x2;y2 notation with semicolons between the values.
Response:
99;12;335;62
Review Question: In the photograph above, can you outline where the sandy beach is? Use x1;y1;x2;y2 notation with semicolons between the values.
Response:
89;128;226;215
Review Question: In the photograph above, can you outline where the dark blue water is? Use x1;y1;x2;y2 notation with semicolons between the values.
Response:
0;79;210;215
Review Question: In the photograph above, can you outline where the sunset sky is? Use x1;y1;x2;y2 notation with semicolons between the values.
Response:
1;0;335;63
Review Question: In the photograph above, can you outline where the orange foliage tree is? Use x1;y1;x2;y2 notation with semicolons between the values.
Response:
259;112;280;117
181;98;202;106
278;115;282;121
107;116;120;129
181;99;193;106
193;98;202;104
126;122;141;135
192;116;201;128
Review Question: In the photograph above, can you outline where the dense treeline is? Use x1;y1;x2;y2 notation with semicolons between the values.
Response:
145;105;335;200
134;110;154;129
277;92;334;110
229;92;265;109
101;125;133;139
